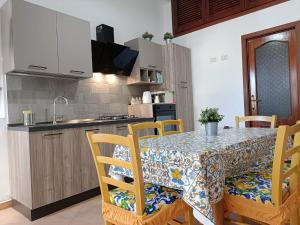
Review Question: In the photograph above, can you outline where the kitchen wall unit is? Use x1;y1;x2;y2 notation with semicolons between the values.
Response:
1;0;92;79
7;119;153;220
171;0;287;37
125;38;163;85
162;44;194;131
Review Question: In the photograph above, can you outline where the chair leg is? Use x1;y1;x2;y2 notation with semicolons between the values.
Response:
105;220;114;225
290;211;298;225
184;206;194;225
212;200;225;225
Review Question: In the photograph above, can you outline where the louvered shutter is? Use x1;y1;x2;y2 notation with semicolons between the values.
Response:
245;0;274;9
207;0;243;21
172;0;204;36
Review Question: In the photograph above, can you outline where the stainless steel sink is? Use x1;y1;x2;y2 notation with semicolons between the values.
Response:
35;118;99;126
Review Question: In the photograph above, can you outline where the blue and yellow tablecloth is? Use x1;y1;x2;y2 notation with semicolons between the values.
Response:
109;128;277;223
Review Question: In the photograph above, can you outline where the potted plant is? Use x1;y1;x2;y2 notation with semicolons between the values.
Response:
199;108;224;136
164;32;174;44
142;32;154;41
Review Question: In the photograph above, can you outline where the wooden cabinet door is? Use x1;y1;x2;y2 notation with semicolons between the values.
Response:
57;12;93;78
176;84;194;132
62;128;82;198
12;0;58;74
30;131;63;208
80;125;114;190
173;44;191;85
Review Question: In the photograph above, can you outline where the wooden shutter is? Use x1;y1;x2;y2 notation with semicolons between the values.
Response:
207;0;243;21
172;0;205;36
171;0;288;37
245;0;274;9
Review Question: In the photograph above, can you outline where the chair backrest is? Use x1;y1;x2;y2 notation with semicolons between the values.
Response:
86;132;145;216
128;122;162;140
159;119;185;136
235;115;277;128
272;123;300;207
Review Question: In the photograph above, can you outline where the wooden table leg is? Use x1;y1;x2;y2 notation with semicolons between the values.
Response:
212;199;224;225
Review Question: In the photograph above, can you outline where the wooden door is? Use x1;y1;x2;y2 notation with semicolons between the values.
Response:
57;12;92;78
30;131;63;208
62;128;82;198
245;29;298;126
12;0;58;74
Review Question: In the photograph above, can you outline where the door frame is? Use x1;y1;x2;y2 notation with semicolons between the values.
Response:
241;21;300;121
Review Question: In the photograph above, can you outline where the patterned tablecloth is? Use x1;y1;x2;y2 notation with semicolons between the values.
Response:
109;128;277;223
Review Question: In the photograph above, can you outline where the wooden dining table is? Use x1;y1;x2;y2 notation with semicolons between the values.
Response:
109;128;277;225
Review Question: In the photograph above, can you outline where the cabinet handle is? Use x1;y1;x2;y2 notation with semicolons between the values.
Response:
116;125;128;129
28;65;47;70
148;65;156;69
43;132;63;137
70;70;85;75
180;86;188;89
180;81;188;84
85;128;100;133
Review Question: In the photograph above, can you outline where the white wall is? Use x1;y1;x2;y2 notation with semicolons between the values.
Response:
162;0;300;129
0;0;167;202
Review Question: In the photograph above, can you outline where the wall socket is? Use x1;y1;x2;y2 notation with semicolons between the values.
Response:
209;57;217;63
221;55;229;61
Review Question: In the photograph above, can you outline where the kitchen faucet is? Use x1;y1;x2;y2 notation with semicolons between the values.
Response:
53;96;69;124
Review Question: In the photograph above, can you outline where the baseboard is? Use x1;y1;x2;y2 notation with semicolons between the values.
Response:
0;200;12;210
12;187;100;221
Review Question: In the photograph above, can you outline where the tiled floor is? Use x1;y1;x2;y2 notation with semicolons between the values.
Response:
0;197;202;225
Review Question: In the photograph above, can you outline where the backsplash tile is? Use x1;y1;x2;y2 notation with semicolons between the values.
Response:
6;74;147;124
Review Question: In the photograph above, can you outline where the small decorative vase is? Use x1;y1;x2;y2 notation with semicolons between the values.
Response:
165;39;172;44
145;37;152;41
205;122;218;136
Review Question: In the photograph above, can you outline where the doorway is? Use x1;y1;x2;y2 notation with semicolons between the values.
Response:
242;21;300;126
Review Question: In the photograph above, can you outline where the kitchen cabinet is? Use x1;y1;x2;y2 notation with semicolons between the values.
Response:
1;0;92;79
9;0;58;74
125;38;163;85
57;13;92;78
30;130;64;209
161;44;194;131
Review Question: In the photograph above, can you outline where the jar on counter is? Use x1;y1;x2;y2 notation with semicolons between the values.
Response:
23;110;34;126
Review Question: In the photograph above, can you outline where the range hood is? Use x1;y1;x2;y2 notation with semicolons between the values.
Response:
91;40;138;76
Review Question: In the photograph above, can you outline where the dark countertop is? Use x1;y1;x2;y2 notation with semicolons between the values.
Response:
8;117;154;132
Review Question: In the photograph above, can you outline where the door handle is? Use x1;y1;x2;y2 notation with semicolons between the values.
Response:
116;125;128;129
43;132;63;137
70;70;85;75
251;99;262;102
28;65;47;70
85;128;100;133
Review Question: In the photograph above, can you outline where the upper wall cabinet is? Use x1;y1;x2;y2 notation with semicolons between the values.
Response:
172;0;287;36
57;13;92;78
125;38;163;85
1;0;92;79
125;38;163;71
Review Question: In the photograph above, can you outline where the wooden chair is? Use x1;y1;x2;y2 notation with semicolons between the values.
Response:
235;115;277;128
223;123;300;225
128;122;163;140
159;119;185;136
86;132;193;225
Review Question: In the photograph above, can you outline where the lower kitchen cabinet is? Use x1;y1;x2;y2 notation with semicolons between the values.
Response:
8;120;155;212
30;130;64;209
